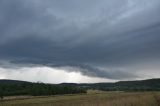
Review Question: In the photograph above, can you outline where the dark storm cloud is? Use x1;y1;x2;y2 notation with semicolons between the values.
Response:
0;0;160;80
57;65;138;80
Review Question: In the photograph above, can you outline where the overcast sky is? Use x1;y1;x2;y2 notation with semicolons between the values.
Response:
0;0;160;83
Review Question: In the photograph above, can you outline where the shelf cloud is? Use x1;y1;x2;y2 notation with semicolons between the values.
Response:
0;0;160;82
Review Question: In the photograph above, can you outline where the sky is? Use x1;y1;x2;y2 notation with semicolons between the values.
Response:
0;0;160;83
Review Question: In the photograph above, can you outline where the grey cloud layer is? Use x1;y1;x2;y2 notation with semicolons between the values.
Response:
0;0;160;80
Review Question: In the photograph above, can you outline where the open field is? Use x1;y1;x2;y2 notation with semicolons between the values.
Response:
0;91;160;106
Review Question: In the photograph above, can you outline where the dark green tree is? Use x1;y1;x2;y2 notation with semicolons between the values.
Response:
0;87;4;100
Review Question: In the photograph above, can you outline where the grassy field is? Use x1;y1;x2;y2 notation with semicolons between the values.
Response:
0;91;160;106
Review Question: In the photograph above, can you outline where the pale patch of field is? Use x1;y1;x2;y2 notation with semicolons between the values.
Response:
0;91;160;106
3;96;33;101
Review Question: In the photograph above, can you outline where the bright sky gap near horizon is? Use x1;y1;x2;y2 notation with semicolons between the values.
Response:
0;0;160;83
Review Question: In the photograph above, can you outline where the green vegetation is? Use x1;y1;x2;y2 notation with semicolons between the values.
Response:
0;91;160;106
76;78;160;91
0;78;160;98
0;82;86;97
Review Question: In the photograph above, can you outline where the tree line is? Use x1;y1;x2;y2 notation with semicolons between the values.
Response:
0;82;86;99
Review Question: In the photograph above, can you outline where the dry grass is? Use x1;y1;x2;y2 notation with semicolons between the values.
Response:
0;91;160;106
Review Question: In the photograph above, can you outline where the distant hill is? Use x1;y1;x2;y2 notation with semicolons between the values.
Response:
75;78;160;91
0;79;29;84
0;78;160;92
